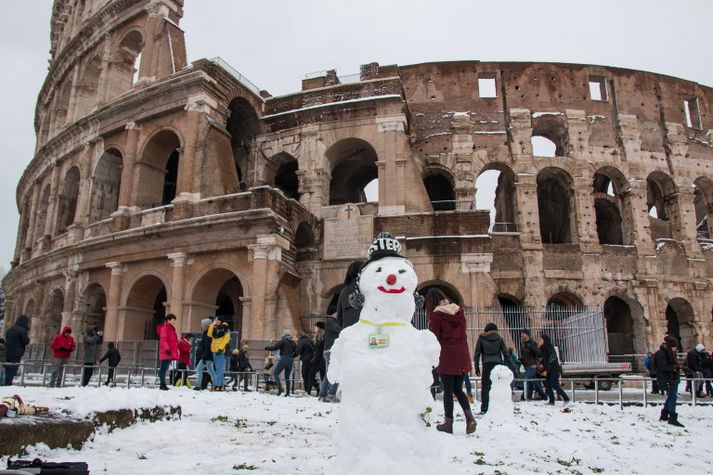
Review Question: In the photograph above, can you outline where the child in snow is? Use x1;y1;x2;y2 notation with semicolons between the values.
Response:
174;334;193;387
262;352;277;392
99;342;121;386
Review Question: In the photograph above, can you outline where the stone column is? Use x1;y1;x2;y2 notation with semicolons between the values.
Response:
167;252;188;333
461;253;494;309
247;234;290;340
62;268;78;330
176;94;216;202
376;117;407;215
42;162;63;244
103;262;125;342
116;121;142;217
25;182;41;251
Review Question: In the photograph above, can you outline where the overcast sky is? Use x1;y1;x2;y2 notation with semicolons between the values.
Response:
0;0;712;270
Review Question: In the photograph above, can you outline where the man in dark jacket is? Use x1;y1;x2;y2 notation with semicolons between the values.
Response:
99;342;121;386
519;330;547;401
336;261;363;328
318;313;342;401
295;333;316;395
686;344;707;398
49;326;75;387
194;318;215;391
82;326;103;387
655;335;684;427
4;315;31;386
265;330;297;396
474;322;512;414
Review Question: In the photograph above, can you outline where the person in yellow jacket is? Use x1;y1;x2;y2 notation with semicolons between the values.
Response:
207;319;231;391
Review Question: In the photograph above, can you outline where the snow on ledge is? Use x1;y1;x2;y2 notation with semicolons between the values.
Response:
261;94;403;119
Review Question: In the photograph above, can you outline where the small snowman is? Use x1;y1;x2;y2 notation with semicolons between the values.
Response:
327;232;443;475
482;365;515;423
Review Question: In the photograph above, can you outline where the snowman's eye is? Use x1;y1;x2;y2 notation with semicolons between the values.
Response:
398;269;406;274
375;267;382;273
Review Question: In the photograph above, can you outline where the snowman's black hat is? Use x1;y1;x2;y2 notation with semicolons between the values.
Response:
365;232;403;264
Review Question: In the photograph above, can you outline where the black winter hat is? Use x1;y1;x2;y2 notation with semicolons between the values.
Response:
365;232;403;264
484;322;498;332
315;321;325;330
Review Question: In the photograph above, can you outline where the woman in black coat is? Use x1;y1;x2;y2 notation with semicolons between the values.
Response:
539;334;570;405
4;315;30;386
655;335;684;427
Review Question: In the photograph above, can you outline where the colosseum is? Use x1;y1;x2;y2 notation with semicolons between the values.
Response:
3;0;712;360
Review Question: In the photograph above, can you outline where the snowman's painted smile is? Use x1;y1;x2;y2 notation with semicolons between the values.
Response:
377;286;406;294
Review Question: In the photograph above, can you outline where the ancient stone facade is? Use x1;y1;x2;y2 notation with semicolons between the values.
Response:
3;0;713;355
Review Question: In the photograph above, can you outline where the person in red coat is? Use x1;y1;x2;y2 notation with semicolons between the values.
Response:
173;333;194;387
49;326;75;387
426;288;476;434
158;314;179;390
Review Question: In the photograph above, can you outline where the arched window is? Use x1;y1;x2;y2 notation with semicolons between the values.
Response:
592;168;632;246
666;298;697;351
74;55;102;118
476;164;517;232
423;169;455;211
326;138;378;205
54;80;73;129
106;30;144;99
226;98;260;190
603;296;634;355
531;114;569;157
35;185;51;240
646;172;679;241
124;275;167;340
89;149;122;223
136;130;181;208
267;153;299;199
694;177;713;240
55;167;81;234
537;168;576;244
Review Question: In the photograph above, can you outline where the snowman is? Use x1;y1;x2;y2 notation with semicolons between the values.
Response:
327;232;443;475
483;364;515;422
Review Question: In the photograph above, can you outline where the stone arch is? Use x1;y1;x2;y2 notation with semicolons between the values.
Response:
106;28;144;98
45;288;65;341
693;176;713;239
267;152;299;200
646;171;680;240
422;167;455;211
326;138;379;205
497;293;528;344
74;55;102;118
136;129;182;208
294;221;317;262
547;291;583;309
123;274;169;340
477;162;518;232
537;167;577;244
55;166;81;234
18;197;31;252
189;268;245;335
665;297;698;351
531;114;569;157
593;166;633;245
323;283;345;315
54;79;73;128
226;97;260;189
35;184;51;240
418;280;463;306
76;283;107;335
89;148;123;223
603;295;634;355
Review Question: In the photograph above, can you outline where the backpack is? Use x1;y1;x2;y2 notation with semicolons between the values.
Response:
213;324;228;339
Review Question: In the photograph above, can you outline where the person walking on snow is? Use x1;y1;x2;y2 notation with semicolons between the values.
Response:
49;326;75;387
656;335;684;427
473;322;512;414
295;333;316;395
174;334;193;387
208;318;231;391
426;288;477;434
539;334;570;406
519;330;547;401
194;318;216;391
81;326;103;387
265;330;297;396
158;314;179;390
99;342;121;386
4;315;30;386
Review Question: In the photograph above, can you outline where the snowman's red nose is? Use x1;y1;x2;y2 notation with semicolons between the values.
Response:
386;274;397;285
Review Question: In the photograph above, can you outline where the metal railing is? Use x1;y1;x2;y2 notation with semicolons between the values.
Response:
210;57;262;96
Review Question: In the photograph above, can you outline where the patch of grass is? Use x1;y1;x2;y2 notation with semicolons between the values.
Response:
556;457;581;467
266;420;277;426
137;453;147;460
233;463;257;470
474;457;487;465
58;396;74;400
211;415;230;423
234;418;248;429
589;467;604;473
471;450;485;457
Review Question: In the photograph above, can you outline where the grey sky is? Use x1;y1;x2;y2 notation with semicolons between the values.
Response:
1;0;712;268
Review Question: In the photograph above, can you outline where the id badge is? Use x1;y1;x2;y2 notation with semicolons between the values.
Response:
368;332;389;349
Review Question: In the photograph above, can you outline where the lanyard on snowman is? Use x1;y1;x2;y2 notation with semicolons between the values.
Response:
360;318;406;349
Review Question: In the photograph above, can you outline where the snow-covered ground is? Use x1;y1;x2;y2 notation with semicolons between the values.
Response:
2;386;712;474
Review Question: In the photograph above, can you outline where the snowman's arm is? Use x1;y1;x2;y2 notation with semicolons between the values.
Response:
421;330;441;367
327;338;344;383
